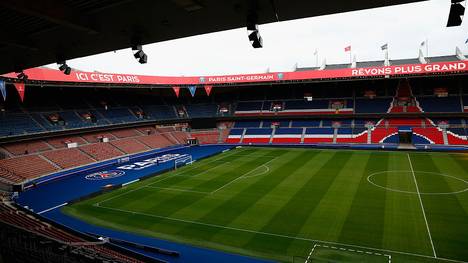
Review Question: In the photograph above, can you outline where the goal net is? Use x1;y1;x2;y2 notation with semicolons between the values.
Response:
174;155;193;170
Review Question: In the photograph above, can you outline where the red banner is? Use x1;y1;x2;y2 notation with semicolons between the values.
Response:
13;83;25;102
2;60;467;86
172;86;180;97
204;85;213;96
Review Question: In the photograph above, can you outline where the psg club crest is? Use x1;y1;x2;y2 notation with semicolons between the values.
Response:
199;77;205;83
85;170;125;180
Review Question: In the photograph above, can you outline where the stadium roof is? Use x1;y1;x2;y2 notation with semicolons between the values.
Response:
0;0;423;74
2;55;467;87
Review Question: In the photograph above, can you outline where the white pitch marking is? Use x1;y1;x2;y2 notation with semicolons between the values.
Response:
95;148;245;206
306;244;393;263
305;244;317;263
94;204;467;263
210;156;278;194
145;185;210;194
122;179;139;186
407;154;437;258
37;202;68;214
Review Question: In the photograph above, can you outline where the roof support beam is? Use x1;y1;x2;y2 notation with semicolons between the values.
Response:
0;0;99;34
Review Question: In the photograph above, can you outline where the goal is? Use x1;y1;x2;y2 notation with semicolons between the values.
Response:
174;155;193;170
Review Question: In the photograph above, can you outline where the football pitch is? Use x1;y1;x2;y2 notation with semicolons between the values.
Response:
63;147;468;262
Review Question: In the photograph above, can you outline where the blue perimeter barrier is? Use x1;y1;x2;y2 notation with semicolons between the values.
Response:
15;144;272;263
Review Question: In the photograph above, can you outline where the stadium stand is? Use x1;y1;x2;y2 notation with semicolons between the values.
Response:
271;128;303;143
190;130;221;144
111;128;140;138
370;127;398;143
110;138;150;154
3;141;51;156
417;97;462;112
1;76;468;185
0;155;58;182
0;202;145;263
137;134;174;149
0;113;45;137
186;104;219;118
79;143;124;161
82;132;117;143
42;148;96;169
412;127;445;145
355;98;392;113
46;136;87;149
303;128;335;143
242;128;273;143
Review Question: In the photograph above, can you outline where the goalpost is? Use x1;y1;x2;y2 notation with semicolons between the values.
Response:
174;155;193;170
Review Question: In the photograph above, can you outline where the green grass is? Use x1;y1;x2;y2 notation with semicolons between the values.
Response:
63;147;468;263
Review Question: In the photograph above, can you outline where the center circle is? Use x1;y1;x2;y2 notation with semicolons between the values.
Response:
367;170;468;195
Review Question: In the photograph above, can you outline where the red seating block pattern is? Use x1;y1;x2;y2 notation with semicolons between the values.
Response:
46;136;87;149
79;143;123;161
137;134;173;149
0;155;58;180
111;128;139;138
110;138;149;154
3;141;51;156
81;132;116;143
42;148;95;169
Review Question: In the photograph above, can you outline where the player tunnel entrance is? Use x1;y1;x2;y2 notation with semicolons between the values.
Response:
398;126;413;144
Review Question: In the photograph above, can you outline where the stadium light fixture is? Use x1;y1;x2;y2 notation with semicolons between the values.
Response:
63;66;72;75
447;0;465;27
131;44;148;64
246;14;263;48
16;71;28;81
57;61;72;75
248;30;263;48
58;64;67;71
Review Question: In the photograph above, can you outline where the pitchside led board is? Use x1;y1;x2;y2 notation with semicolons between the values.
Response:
2;60;467;86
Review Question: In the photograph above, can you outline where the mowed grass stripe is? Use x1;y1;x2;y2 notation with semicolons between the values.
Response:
337;152;389;248
410;153;468;260
381;153;433;255
288;152;371;258
223;151;335;232
172;150;306;242
147;148;254;187
169;150;295;222
210;151;336;256
63;149;468;263
152;149;285;193
114;149;283;218
93;147;249;207
100;148;258;211
245;151;354;255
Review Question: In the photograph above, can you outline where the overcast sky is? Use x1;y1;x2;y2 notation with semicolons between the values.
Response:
46;0;467;76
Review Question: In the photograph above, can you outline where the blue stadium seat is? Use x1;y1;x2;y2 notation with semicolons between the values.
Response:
236;101;263;111
291;120;321;127
355;98;392;113
234;121;261;128
417;97;462;112
306;128;334;134
186;104;218;118
275;128;303;135
245;128;273;135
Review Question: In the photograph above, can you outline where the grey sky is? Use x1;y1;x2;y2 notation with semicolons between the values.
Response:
46;0;467;76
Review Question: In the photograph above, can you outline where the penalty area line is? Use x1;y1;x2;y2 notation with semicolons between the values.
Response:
305;244;391;263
